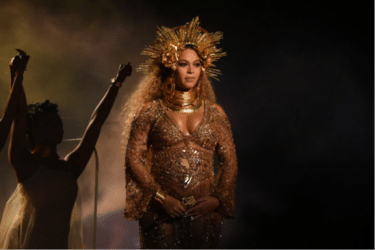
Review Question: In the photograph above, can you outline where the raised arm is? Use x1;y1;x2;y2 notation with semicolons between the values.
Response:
65;63;132;178
0;50;29;152
8;50;34;181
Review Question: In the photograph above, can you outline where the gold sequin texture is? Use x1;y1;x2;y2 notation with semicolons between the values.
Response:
124;100;238;248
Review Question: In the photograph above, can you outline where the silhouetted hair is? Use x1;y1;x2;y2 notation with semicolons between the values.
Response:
26;100;59;147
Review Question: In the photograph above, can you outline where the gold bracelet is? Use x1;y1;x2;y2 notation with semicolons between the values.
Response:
111;78;122;87
155;191;166;202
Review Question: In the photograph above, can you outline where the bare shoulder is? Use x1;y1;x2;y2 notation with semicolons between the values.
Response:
139;102;153;114
134;101;158;119
213;103;228;119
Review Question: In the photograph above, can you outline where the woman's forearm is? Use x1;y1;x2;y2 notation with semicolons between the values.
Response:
89;83;120;128
0;74;25;151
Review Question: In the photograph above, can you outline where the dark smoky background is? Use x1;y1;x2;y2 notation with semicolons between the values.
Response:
0;0;373;248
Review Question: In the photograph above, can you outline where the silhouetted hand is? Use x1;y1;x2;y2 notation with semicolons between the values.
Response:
10;49;30;76
185;196;219;220
115;62;132;84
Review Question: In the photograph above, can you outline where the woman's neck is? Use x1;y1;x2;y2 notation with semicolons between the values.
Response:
165;83;200;106
32;145;59;159
163;85;203;113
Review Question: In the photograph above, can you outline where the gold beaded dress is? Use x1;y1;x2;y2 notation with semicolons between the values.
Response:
124;99;237;248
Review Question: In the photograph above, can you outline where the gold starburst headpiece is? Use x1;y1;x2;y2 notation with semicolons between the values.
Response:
137;16;226;80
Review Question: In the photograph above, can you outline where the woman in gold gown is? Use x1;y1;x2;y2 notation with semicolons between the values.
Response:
123;17;237;248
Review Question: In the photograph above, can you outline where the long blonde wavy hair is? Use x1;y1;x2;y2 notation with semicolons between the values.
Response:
121;61;217;155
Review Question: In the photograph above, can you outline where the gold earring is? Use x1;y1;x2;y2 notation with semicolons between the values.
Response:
196;81;201;99
163;80;175;96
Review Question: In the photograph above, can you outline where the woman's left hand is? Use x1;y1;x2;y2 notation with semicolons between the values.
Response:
185;196;220;220
115;62;132;83
10;49;30;76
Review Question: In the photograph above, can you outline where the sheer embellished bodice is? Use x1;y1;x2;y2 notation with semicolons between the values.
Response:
124;99;237;248
150;103;213;150
150;102;218;202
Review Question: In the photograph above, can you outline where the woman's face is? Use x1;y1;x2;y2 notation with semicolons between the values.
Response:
174;48;202;90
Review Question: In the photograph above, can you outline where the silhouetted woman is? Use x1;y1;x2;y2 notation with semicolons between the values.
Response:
0;50;132;248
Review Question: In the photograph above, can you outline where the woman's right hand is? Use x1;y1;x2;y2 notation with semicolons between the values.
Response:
161;195;187;218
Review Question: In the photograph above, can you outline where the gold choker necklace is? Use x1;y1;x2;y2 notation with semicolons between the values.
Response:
163;98;204;114
162;83;203;113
